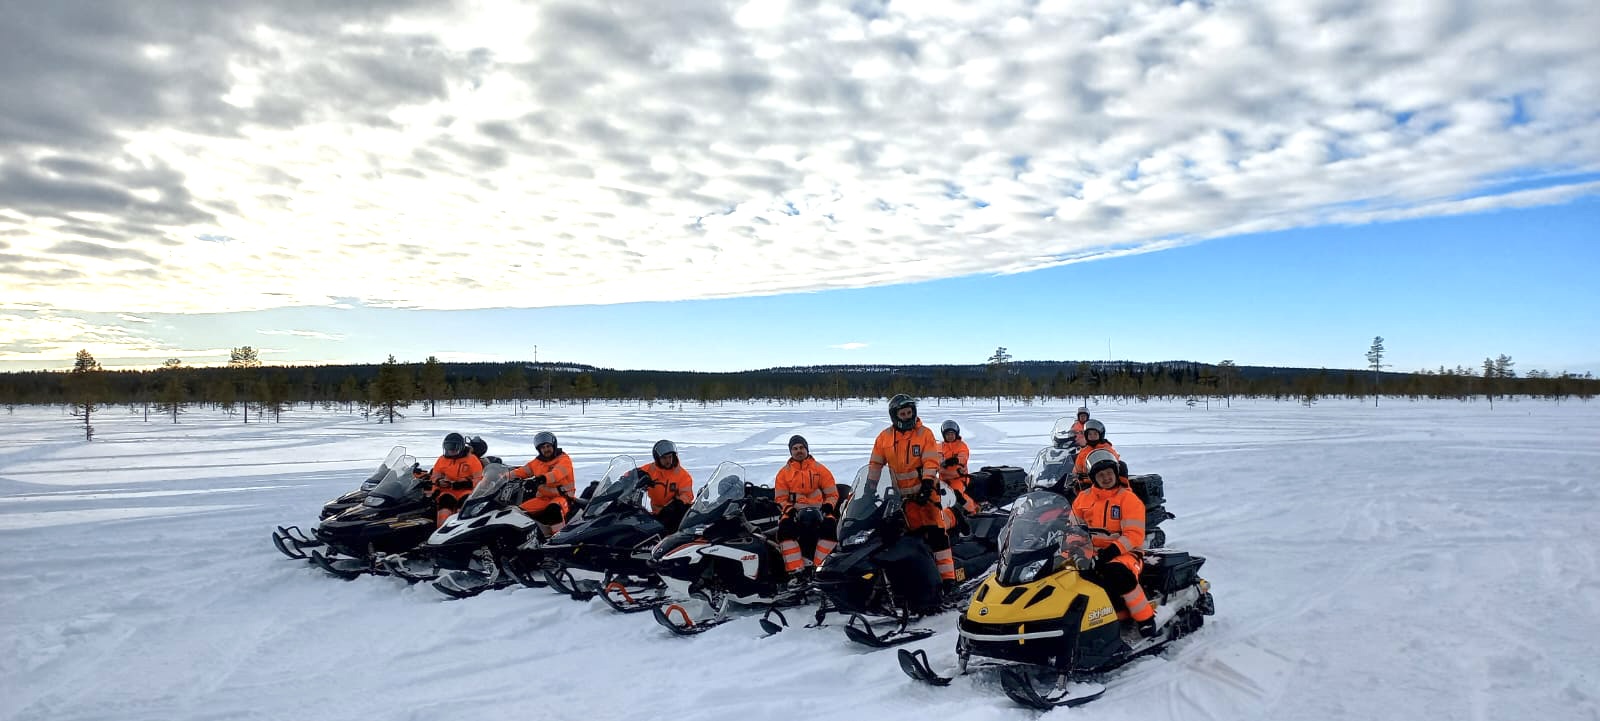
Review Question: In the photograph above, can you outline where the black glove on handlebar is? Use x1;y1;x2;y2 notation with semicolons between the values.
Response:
915;479;934;504
1096;544;1121;566
941;456;960;469
522;475;547;492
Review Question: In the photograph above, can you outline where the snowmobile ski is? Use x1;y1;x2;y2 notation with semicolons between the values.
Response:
897;649;953;686
998;667;1105;709
309;550;368;580
652;602;735;636
271;525;320;560
597;577;671;613
843;612;935;648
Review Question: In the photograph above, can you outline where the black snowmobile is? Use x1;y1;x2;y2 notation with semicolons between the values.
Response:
898;491;1215;710
378;462;561;598
294;453;439;579
649;461;853;636
520;455;671;612
1029;448;1177;548
765;465;1009;648
272;446;412;559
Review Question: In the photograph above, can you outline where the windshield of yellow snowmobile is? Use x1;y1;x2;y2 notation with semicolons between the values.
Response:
838;465;898;547
459;462;514;519
580;455;642;519
996;491;1084;585
1030;448;1074;490
364;454;422;507
363;446;408;490
681;461;748;530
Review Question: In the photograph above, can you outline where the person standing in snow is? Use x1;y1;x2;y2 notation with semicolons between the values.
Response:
937;420;978;531
867;395;955;589
773;435;840;582
428;432;484;525
638;439;694;533
507;431;577;533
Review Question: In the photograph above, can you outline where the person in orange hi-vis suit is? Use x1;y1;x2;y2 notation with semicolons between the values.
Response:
429;432;484;526
639;439;695;533
1072;418;1121;482
1071;449;1159;638
868;394;955;586
774;435;840;580
1070;406;1091;447
507;430;576;532
934;418;972;530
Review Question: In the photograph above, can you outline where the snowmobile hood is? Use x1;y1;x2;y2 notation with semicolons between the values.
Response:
963;569;1117;632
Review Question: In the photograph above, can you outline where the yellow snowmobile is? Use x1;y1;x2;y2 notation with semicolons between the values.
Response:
898;491;1214;709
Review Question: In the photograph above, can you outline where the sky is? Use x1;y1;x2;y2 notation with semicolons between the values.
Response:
2;0;1597;375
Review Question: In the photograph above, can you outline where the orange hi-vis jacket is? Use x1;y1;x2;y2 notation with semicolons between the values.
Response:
1070;481;1147;573
774;456;839;514
869;420;946;530
938;438;977;515
510;451;576;515
639;461;695;512
430;453;484;498
1073;440;1121;478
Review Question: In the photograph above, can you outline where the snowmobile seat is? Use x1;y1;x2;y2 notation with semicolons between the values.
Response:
974;466;1029;506
1138;549;1206;595
1128;474;1165;507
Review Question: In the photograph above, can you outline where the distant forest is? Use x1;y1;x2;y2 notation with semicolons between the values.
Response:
10;346;1596;429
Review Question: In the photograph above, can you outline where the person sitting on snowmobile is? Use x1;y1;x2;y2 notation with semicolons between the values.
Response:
1070;407;1091;447
1071;449;1158;638
937;420;978;527
774;434;840;580
428;432;484;525
639;440;695;533
508;430;577;533
867;394;956;590
1071;419;1121;483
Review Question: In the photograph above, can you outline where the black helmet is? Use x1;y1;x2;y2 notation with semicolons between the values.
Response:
652;439;678;462
939;419;960;438
788;435;808;451
888;394;918;431
442;432;467;458
1085;449;1120;482
468;436;487;457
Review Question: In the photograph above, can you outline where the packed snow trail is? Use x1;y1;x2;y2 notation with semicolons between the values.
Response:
1;399;1597;721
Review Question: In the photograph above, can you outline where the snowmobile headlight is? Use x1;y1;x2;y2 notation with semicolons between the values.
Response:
844;530;872;547
362;496;385;507
1015;558;1048;583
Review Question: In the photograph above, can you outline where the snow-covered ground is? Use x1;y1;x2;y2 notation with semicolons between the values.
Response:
2;398;1597;721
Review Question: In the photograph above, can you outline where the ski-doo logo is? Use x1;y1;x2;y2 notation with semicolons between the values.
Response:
1110;506;1121;520
1086;606;1113;624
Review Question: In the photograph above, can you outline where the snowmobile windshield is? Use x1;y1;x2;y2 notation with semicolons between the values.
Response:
365;454;423;506
580;455;643;519
681;461;748;530
363;446;408;490
1030;448;1074;490
838;465;897;547
996;491;1084;585
459;462;514;519
1051;417;1076;443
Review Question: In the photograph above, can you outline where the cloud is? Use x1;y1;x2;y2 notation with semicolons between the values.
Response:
0;311;228;368
257;328;347;341
0;0;1595;317
118;314;152;323
830;342;869;350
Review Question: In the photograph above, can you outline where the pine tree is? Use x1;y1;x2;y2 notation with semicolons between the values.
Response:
228;346;262;423
419;356;447;418
1365;337;1386;407
986;347;1012;412
66;349;106;440
158;358;186;423
573;372;597;414
371;355;410;423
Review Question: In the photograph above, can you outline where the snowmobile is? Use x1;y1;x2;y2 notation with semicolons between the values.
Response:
271;446;411;559
1029;448;1177;548
297;454;439;579
650;461;851;636
522;455;671;612
764;465;1008;648
378;462;558;598
897;490;1215;710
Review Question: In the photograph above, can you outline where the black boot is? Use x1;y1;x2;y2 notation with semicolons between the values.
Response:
1138;618;1160;638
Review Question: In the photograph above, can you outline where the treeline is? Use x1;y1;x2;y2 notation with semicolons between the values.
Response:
12;348;1597;430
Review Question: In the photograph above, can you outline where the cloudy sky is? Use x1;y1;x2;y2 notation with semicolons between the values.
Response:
3;0;1597;374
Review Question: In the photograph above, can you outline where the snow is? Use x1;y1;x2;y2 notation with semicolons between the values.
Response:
2;398;1598;721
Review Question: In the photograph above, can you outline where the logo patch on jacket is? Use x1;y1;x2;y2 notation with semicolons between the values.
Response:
911;445;922;457
1110;506;1121;520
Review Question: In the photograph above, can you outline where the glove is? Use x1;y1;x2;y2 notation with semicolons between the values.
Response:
819;503;835;517
451;480;473;491
941;456;960;469
419;479;435;492
636;471;656;487
914;479;934;504
1096;544;1121;566
522;475;547;492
